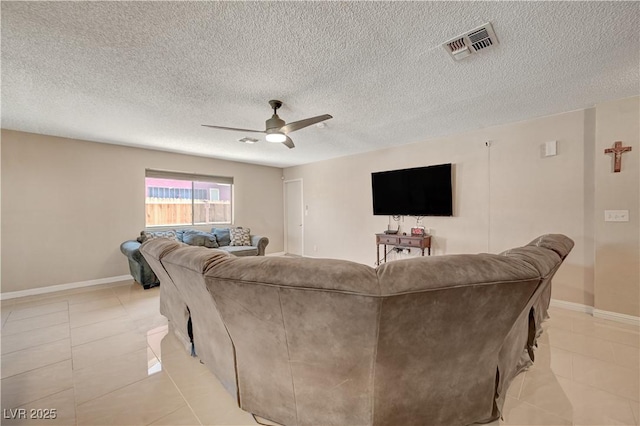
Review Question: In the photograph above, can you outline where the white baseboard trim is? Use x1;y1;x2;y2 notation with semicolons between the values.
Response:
549;299;594;315
550;298;639;327
593;309;640;327
0;275;133;301
266;251;286;257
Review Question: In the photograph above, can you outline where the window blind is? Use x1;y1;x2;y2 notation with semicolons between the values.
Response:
145;169;233;185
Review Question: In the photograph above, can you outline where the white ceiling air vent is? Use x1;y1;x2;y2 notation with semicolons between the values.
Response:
238;137;258;144
443;22;499;61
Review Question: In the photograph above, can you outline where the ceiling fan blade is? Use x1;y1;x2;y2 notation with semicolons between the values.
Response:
282;136;295;149
202;124;265;134
280;114;332;134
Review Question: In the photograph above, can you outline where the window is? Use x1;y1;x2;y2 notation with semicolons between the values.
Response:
145;170;233;227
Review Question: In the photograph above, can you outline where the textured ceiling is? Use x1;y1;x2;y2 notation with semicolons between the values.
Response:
2;2;639;168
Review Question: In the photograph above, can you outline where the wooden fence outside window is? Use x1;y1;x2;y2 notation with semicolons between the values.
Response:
145;199;231;226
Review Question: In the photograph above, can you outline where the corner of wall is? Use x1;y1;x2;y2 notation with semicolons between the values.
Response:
582;107;596;307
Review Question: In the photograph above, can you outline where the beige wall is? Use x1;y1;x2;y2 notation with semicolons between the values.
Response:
1;130;284;294
284;98;640;316
594;97;639;316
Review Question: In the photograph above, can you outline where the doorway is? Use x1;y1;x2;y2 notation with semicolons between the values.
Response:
284;179;303;256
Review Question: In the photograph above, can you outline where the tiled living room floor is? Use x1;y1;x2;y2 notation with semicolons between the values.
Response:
1;280;638;426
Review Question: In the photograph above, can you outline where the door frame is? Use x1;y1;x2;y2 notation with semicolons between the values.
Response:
283;178;304;256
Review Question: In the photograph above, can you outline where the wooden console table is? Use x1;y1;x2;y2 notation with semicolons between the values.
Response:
376;233;431;265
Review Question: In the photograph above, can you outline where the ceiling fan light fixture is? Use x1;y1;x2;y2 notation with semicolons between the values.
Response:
266;132;287;143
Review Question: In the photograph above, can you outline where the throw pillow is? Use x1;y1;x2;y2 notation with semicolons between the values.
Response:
211;228;231;247
137;230;178;243
229;227;251;246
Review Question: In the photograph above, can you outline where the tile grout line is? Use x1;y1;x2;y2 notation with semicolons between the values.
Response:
147;348;205;426
627;399;640;426
567;352;640;403
68;298;80;424
13;387;76;419
67;300;79;426
509;397;573;425
569;346;574;381
515;371;526;400
549;323;640;350
73;365;160;411
74;376;154;410
1;360;73;408
1;347;73;380
144;403;200;426
543;337;639;371
3;305;70;323
2;339;70;358
69;312;131;330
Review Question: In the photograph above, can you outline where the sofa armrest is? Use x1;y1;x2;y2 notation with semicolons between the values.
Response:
251;235;269;256
120;240;145;263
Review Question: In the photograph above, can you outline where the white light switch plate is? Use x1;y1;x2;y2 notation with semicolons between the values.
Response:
604;210;629;222
544;140;557;157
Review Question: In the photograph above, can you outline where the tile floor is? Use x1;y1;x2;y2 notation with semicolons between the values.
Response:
1;280;639;425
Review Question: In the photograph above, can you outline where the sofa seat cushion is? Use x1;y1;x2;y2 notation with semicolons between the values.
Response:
221;246;259;256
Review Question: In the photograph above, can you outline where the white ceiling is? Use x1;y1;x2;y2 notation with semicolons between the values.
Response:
2;2;639;168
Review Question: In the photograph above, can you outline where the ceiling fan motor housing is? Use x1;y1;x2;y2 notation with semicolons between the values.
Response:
266;115;285;131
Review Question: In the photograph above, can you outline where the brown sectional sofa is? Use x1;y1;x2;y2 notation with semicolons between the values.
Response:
140;234;573;426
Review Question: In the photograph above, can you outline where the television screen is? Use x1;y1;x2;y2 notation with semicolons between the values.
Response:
371;163;453;216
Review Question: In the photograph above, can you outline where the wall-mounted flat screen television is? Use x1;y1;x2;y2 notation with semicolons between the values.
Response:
371;163;453;216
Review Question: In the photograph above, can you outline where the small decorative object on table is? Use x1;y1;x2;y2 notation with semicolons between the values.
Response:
385;215;401;234
411;226;426;237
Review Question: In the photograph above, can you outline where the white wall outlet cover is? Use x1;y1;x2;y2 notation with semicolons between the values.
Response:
604;210;629;222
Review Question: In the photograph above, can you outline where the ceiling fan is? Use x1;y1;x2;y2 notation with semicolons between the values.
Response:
202;100;332;149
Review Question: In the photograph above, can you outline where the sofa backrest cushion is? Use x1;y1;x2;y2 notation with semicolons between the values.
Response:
377;253;539;295
526;234;574;259
180;230;219;248
499;246;561;279
140;238;183;263
163;246;231;274
211;227;231;246
203;255;379;295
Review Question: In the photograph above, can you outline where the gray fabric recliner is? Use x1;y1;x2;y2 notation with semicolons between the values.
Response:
141;234;573;426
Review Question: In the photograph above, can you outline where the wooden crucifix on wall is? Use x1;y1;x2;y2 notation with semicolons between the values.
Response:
604;141;632;173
